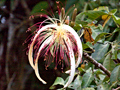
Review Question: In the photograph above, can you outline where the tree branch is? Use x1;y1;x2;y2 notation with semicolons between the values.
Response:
83;52;111;77
113;86;120;90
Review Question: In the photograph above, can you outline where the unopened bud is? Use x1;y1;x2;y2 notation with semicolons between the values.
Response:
71;8;77;27
61;7;65;21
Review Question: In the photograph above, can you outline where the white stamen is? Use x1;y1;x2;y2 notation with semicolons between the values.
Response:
28;24;57;69
34;35;53;84
63;25;83;68
64;37;75;88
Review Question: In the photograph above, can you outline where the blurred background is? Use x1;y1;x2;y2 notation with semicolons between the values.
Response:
0;0;120;90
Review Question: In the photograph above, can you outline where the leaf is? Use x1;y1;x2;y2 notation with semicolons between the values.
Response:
75;12;88;25
117;53;120;59
97;83;109;90
0;0;6;6
65;0;78;10
110;9;117;15
94;33;108;44
110;65;120;85
98;74;106;81
82;88;95;90
103;53;116;71
76;10;107;23
91;25;103;40
92;41;110;61
102;15;109;20
113;28;120;33
112;15;120;25
81;71;94;88
68;75;82;89
116;31;120;42
31;1;48;14
84;28;94;43
94;6;109;12
85;11;107;20
52;77;65;86
102;16;111;27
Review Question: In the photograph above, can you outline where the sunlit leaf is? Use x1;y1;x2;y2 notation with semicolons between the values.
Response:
102;15;109;21
94;6;109;12
112;15;120;25
110;9;117;15
52;77;65;86
117;53;120;59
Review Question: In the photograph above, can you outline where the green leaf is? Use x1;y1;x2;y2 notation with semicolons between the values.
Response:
76;10;107;24
81;71;94;88
113;28;120;33
31;1;48;14
110;9;117;15
110;65;120;85
78;67;85;72
91;25;103;40
112;15;120;25
52;77;65;86
82;88;95;90
85;11;107;20
97;83;109;90
75;12;88;25
116;31;120;42
92;41;110;61
94;33;108;44
103;53;116;71
98;74;106;81
117;53;120;59
94;6;109;12
0;0;6;6
69;75;82;89
82;42;93;50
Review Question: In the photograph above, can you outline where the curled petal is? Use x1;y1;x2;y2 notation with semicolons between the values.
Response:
28;24;57;69
34;35;54;84
63;24;82;68
63;37;75;88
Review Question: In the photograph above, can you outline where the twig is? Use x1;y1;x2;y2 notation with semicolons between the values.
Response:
83;52;111;77
21;0;31;16
7;73;16;90
113;87;120;90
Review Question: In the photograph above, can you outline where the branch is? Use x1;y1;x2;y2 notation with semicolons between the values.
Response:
83;52;111;77
113;87;120;90
21;0;31;16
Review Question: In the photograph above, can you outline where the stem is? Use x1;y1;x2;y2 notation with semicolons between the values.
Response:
83;52;111;77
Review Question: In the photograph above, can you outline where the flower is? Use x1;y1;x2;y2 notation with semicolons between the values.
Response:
27;7;83;88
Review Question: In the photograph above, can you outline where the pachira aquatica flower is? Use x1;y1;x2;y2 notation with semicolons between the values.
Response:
27;7;83;88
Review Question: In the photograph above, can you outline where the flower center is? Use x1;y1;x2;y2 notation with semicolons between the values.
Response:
56;26;65;37
55;25;66;43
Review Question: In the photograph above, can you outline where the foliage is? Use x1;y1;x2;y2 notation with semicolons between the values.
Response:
50;0;120;90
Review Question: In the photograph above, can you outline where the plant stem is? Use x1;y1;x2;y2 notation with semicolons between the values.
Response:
83;52;111;77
